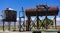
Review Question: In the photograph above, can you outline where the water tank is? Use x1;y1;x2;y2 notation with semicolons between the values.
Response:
2;8;17;22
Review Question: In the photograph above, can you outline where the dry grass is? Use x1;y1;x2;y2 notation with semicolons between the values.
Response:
0;25;60;32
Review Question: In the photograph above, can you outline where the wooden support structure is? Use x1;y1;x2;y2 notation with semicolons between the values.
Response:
3;21;5;31
13;22;16;31
8;22;11;31
45;16;48;29
26;16;31;31
19;7;25;31
36;16;39;29
25;5;59;31
2;8;17;31
19;17;21;31
55;15;57;29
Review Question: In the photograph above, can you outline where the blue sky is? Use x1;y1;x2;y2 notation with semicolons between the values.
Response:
0;0;60;25
0;0;60;18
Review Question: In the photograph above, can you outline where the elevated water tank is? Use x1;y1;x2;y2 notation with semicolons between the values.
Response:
2;8;17;22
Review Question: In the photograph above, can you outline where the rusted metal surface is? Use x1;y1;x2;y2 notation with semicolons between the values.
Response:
26;6;59;16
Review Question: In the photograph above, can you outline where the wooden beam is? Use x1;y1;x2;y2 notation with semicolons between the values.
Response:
55;15;57;29
3;21;5;31
26;16;31;31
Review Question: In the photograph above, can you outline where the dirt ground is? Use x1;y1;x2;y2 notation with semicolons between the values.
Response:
0;32;57;33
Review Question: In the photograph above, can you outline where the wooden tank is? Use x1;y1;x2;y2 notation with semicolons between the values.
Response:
2;8;17;22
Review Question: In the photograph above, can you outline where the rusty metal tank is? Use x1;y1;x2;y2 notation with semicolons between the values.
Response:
26;5;59;16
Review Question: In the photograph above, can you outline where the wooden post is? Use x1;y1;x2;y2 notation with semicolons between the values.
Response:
26;16;31;31
37;16;39;29
8;22;11;31
19;17;21;31
36;7;39;29
45;15;47;29
55;15;57;29
3;21;5;31
14;22;16;31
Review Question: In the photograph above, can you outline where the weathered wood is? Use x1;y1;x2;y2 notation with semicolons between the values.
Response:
26;16;31;31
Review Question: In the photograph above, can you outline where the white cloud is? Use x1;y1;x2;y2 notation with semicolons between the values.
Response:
49;17;60;21
17;17;60;20
8;8;14;10
56;17;60;21
17;18;19;20
56;18;60;25
51;17;60;25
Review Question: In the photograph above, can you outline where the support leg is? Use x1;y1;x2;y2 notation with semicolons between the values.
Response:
55;16;57;29
26;16;30;31
19;17;21;31
3;21;5;31
8;22;11;31
13;22;16;31
37;16;39;29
